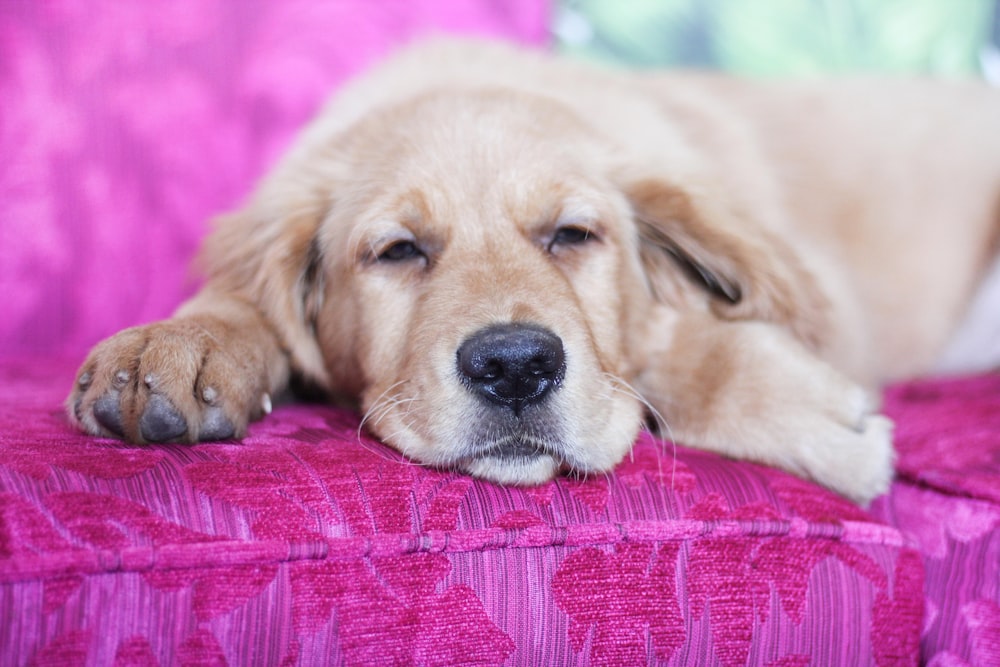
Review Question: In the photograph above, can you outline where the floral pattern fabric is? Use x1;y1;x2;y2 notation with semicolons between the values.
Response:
1;357;926;666
872;375;1000;666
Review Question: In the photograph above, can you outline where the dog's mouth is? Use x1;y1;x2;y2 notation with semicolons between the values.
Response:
475;434;560;460
453;428;574;485
370;323;640;486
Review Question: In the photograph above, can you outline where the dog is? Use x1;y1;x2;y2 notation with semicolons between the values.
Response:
67;39;1000;505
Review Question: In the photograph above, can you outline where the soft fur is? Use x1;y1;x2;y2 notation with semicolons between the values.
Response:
68;40;1000;504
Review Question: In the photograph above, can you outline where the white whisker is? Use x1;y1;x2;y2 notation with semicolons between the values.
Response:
601;372;680;492
357;379;410;435
371;395;420;429
355;380;424;463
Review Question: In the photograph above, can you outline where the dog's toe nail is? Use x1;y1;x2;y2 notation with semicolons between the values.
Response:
140;394;187;442
93;392;125;436
73;397;84;421
199;406;234;440
78;372;92;388
201;386;218;404
261;393;272;415
113;370;130;387
144;373;156;388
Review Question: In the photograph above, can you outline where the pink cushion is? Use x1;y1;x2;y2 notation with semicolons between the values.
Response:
871;376;1000;666
1;357;924;665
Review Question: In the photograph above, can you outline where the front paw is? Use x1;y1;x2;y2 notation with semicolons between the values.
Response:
68;318;274;443
795;408;895;507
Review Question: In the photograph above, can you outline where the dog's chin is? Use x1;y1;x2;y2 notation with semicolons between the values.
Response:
461;454;560;486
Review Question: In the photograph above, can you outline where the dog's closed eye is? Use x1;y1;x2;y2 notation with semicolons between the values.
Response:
547;224;600;255
378;239;425;263
550;225;594;247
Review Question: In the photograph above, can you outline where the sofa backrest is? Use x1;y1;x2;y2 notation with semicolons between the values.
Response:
0;0;549;359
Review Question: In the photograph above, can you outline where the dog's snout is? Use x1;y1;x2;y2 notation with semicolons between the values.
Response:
457;323;566;414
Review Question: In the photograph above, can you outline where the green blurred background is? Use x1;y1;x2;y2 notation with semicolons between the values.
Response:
555;0;1000;79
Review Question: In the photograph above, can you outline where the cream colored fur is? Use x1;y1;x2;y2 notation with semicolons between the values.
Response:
69;40;1000;505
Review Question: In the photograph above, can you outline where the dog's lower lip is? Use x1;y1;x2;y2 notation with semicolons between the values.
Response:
471;436;557;461
485;452;542;464
483;445;544;461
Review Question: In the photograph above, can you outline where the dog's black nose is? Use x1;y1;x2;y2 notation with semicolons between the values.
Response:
457;323;566;414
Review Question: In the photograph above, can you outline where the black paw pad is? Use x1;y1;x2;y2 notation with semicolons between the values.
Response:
93;391;124;436
199;406;235;440
140;393;188;442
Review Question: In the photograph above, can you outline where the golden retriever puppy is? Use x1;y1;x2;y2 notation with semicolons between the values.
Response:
68;40;1000;504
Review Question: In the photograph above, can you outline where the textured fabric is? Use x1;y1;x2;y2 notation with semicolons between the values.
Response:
0;357;924;666
871;375;1000;667
0;0;548;359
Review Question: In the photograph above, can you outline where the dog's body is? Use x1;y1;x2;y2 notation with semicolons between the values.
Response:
68;40;1000;504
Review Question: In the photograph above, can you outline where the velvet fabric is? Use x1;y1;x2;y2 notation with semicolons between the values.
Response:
1;2;997;665
872;376;1000;666
1;357;928;666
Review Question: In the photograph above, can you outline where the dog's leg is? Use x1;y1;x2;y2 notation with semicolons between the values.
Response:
67;290;290;444
638;313;894;505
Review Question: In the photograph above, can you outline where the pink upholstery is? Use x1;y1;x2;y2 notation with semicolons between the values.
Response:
0;2;996;665
0;0;548;358
1;357;925;665
872;376;1000;666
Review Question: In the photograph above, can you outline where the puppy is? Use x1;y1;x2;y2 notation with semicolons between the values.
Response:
68;40;1000;504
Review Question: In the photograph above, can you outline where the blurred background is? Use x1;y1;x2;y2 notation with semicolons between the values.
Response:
555;0;1000;81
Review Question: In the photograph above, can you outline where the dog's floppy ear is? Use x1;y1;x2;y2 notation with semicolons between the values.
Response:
628;178;830;351
196;198;330;388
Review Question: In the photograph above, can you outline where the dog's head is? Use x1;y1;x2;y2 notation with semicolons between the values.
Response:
203;82;826;484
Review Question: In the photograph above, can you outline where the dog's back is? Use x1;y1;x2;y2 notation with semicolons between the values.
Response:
636;72;1000;379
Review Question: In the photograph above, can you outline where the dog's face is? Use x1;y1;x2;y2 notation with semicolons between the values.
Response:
306;91;652;483
219;87;823;485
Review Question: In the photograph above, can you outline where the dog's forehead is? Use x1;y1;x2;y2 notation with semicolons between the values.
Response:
329;89;628;250
361;90;600;178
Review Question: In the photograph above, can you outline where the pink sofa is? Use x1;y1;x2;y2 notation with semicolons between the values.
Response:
1;3;997;665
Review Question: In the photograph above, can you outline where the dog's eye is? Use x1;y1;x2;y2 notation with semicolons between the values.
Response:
377;240;424;263
549;225;596;251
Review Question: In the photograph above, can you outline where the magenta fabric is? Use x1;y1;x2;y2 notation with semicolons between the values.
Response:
0;0;548;359
1;1;997;665
0;357;924;666
871;376;1000;667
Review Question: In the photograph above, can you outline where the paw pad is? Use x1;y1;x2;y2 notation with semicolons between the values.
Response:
93;391;125;436
139;394;187;442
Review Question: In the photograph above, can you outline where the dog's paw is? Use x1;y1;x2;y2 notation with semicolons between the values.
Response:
68;317;275;443
794;407;895;507
648;319;897;505
741;365;894;506
755;344;896;505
